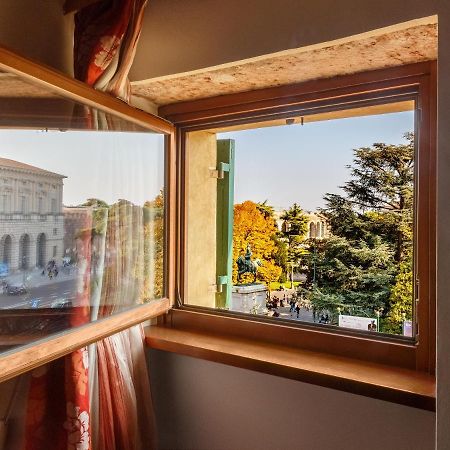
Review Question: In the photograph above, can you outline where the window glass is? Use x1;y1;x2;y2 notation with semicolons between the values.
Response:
0;129;165;353
185;103;415;338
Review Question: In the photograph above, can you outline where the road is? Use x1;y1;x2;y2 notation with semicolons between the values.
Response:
0;278;77;309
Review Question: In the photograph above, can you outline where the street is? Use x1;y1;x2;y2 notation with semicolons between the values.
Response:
0;269;78;309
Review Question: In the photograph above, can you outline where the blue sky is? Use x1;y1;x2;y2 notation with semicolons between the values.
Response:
219;111;414;211
0;130;165;206
0;111;413;210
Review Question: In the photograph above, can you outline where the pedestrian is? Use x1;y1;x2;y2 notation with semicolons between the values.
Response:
295;303;300;318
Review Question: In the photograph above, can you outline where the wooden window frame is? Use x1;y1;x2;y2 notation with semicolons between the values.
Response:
0;45;176;383
160;61;436;375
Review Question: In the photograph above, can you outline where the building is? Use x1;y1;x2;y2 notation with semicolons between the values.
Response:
63;206;93;263
274;208;330;239
0;157;65;270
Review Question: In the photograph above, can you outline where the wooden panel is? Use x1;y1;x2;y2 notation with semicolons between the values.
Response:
0;298;169;383
166;309;417;369
146;325;436;411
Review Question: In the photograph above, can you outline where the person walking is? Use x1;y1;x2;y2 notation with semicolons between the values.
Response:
295;302;300;319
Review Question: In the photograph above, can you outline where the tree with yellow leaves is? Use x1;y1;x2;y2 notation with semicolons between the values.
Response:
233;201;282;285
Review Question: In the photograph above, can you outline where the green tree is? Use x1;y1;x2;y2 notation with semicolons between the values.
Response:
312;133;414;330
280;203;309;266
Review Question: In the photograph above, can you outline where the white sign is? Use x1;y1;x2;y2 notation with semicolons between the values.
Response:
403;320;413;337
339;314;378;332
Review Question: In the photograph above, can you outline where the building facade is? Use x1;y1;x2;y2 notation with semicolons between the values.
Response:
0;157;65;271
273;208;330;239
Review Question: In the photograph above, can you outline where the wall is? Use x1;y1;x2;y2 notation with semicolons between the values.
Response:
185;131;217;308
149;350;435;450
131;0;438;80
0;0;73;74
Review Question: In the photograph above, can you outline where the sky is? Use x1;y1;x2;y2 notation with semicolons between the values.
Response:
0;129;165;206
0;111;413;210
219;110;414;212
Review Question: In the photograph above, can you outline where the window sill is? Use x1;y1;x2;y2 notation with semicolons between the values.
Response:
145;323;435;411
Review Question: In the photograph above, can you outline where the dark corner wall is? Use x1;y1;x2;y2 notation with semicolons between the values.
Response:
0;0;73;75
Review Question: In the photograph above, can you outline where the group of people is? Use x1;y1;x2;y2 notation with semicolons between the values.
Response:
266;289;332;323
42;260;58;279
266;291;303;318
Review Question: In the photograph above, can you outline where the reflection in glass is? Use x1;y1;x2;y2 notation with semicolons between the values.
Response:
0;130;165;351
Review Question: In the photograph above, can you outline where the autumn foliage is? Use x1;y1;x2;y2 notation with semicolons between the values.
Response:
233;201;281;285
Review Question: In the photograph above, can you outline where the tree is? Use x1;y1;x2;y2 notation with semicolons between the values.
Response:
257;201;288;281
323;133;414;263
305;236;395;318
233;201;281;285
280;203;309;266
313;133;414;329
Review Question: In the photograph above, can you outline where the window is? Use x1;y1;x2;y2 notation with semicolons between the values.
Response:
0;46;175;382
166;62;436;373
1;195;9;213
20;195;26;213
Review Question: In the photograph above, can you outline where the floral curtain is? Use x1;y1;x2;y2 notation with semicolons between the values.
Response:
22;2;154;449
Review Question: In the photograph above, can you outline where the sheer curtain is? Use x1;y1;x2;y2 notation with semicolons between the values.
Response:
23;2;156;449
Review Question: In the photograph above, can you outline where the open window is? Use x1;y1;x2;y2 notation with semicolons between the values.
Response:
0;46;175;382
164;62;436;373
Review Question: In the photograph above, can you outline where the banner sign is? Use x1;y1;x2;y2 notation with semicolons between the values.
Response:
339;314;378;331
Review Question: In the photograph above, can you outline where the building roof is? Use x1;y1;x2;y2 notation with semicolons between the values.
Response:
0;157;66;178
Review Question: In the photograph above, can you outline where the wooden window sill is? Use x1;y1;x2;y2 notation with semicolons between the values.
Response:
145;324;435;411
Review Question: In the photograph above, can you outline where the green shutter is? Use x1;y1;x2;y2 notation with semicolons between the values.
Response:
215;139;235;308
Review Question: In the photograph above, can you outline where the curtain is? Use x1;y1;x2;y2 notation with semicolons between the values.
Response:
23;2;154;449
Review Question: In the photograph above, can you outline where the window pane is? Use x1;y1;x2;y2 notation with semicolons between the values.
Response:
185;103;415;338
0;129;165;353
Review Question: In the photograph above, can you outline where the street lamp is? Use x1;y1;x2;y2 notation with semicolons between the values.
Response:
375;308;384;332
290;262;295;289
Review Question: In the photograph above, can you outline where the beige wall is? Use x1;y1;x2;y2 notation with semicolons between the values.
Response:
149;349;435;450
186;131;217;308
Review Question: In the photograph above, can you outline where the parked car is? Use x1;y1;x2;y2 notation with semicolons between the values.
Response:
6;283;27;295
50;298;72;308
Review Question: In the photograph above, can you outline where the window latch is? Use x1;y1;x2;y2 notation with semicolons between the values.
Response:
216;275;228;293
210;162;230;179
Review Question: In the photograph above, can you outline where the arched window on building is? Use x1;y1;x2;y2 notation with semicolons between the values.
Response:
19;234;30;269
309;222;315;238
36;233;46;267
1;235;12;265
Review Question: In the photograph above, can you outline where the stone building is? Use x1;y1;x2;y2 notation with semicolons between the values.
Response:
273;208;330;239
0;157;65;271
305;211;330;239
63;206;93;262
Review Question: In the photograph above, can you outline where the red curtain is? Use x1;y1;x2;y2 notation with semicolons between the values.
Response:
22;2;151;449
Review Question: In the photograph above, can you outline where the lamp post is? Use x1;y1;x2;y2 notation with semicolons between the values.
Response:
375;308;384;332
312;242;317;286
290;262;295;289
